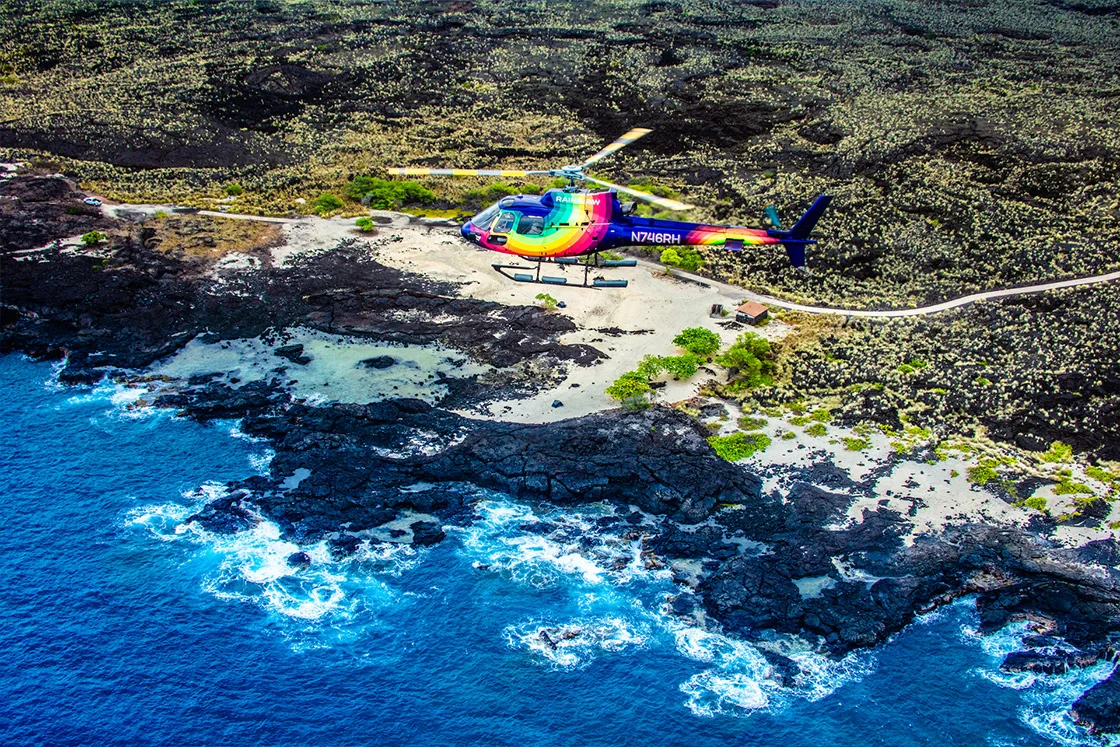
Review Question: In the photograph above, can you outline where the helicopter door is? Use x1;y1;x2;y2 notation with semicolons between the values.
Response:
489;211;518;245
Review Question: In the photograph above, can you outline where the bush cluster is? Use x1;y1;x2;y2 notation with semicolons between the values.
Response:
346;177;434;210
707;432;772;461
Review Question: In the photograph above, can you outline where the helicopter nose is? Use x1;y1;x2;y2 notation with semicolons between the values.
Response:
460;223;472;240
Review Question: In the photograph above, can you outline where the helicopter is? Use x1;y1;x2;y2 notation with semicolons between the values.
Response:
388;128;831;287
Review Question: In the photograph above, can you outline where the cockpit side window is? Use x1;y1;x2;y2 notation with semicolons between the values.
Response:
470;204;501;230
515;215;545;236
491;211;518;234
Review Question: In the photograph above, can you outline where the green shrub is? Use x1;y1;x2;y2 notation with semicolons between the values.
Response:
842;436;870;451
1054;478;1093;496
355;217;375;232
1040;441;1073;463
606;372;651;405
312;193;344;214
897;359;928;374
1086;466;1117;484
659;247;682;266
715;331;772;387
738;415;768;431
810;408;832;423
781;431;797;440
660;354;702;380
224;183;243;196
1023;495;1048;512
707;432;772;461
968;465;998;485
805;423;827;437
535;292;558;310
463;182;520;210
673;327;721;356
81;230;105;246
346;177;435;210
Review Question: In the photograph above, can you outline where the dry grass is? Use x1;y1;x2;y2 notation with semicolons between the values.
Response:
144;214;281;262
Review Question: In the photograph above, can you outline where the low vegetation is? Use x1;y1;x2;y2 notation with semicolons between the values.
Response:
345;177;434;210
707;432;772;462
80;230;105;246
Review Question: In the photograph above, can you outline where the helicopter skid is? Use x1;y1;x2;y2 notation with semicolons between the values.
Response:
491;258;631;289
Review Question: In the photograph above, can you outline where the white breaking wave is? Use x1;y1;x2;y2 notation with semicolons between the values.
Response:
248;448;276;475
963;617;1118;747
126;482;424;649
457;497;872;716
454;498;669;590
670;619;874;718
503;615;653;671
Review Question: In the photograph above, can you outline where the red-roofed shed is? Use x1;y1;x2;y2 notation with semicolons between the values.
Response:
735;301;769;325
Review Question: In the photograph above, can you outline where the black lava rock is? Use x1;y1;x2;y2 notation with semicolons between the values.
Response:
410;521;446;546
287;551;312;568
360;355;396;369
274;344;312;365
1073;667;1120;735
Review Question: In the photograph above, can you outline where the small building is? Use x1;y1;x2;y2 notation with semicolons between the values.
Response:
735;301;769;325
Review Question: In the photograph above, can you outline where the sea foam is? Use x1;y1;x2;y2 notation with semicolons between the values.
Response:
963;616;1116;746
126;482;423;649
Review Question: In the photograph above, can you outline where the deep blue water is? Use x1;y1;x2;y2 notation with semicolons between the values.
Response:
1;354;1111;746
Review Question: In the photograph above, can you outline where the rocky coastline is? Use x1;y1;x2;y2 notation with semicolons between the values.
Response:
4;174;1120;735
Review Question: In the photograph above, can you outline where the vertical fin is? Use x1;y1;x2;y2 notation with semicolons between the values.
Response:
789;195;833;239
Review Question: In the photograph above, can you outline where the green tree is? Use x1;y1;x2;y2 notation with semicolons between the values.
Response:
636;354;664;379
673;327;721;356
224;183;243;196
81;230;105;246
606;372;652;409
715;331;772;387
355;217;375;232
312;193;344;214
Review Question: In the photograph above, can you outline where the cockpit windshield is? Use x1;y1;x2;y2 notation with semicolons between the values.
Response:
470;204;501;230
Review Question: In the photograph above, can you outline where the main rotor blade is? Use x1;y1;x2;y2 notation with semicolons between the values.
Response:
585;176;693;212
386;168;550;177
579;127;652;169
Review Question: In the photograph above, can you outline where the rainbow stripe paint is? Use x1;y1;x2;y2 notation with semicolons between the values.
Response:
461;189;830;267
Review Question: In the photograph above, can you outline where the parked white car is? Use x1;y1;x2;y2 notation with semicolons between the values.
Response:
82;197;102;206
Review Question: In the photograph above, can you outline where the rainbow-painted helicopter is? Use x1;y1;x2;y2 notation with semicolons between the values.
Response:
389;128;830;287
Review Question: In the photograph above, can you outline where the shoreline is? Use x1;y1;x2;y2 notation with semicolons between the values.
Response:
5;173;1120;739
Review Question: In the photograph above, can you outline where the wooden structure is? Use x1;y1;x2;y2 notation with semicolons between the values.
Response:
735;301;769;325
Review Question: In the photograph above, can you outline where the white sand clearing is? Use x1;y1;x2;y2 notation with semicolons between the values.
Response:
369;218;785;422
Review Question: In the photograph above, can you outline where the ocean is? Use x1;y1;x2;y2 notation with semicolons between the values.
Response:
0;354;1110;746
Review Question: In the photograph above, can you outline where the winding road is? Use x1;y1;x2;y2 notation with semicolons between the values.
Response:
640;259;1120;318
